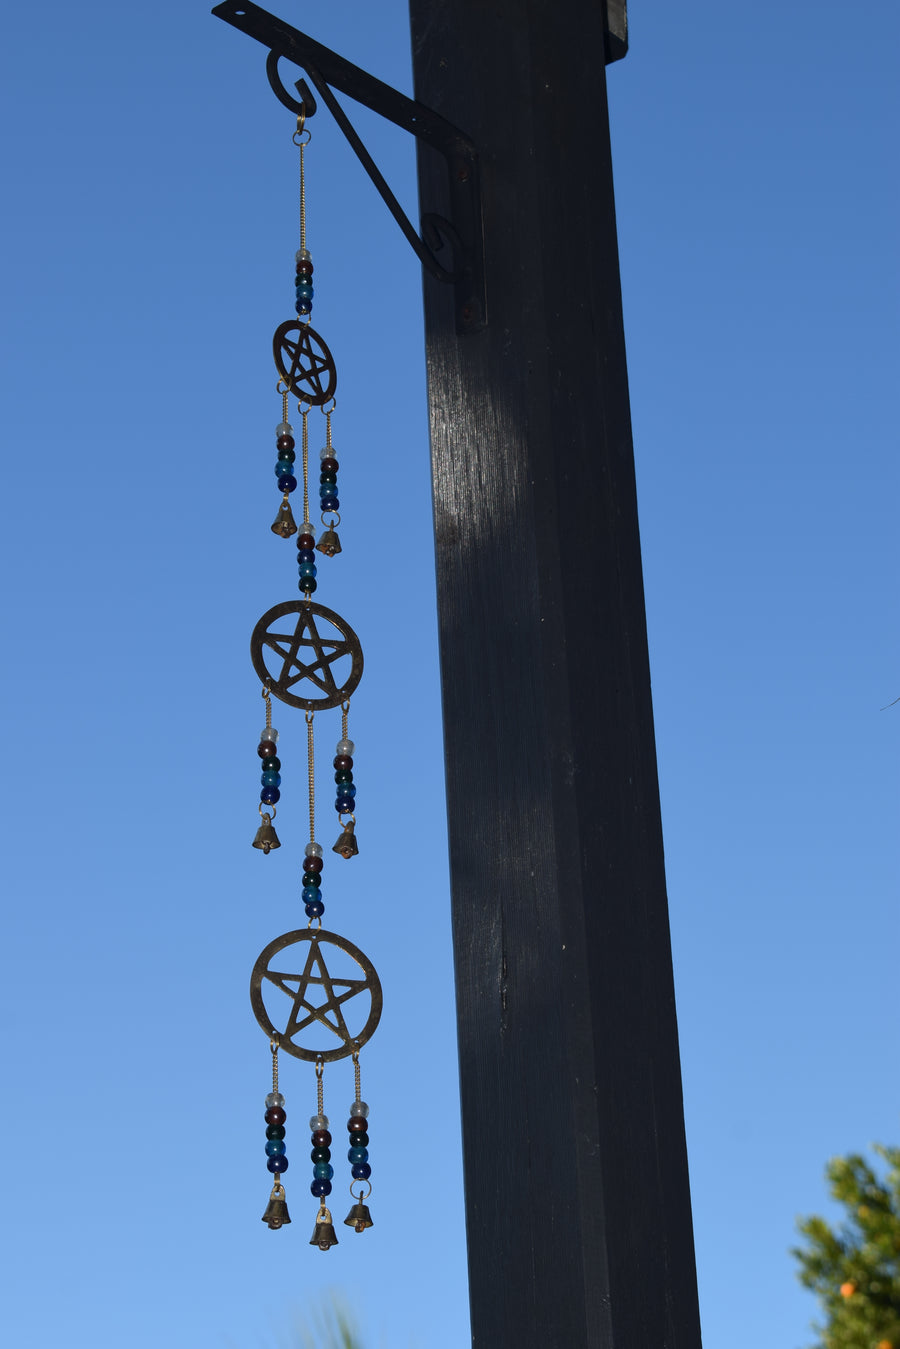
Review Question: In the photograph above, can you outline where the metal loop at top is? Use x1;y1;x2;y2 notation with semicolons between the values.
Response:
319;398;337;415
350;1180;373;1201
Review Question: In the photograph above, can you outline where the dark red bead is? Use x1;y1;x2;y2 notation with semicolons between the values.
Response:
276;434;295;452
296;260;313;275
311;1129;332;1148
258;740;277;758
297;533;315;549
333;755;353;771
265;1106;286;1126
348;1115;367;1133
304;854;323;874
320;458;339;474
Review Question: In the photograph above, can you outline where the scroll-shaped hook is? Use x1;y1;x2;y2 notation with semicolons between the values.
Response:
265;49;317;119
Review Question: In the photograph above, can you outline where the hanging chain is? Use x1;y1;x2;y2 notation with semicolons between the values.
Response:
270;1039;279;1094
341;700;350;744
306;709;316;844
299;135;307;257
262;685;272;730
352;1048;361;1103
300;406;310;528
315;1056;324;1117
282;388;289;425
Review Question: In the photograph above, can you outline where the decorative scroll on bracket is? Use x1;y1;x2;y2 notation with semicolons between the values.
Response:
212;0;487;333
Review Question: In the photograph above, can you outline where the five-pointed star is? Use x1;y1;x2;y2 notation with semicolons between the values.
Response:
265;941;370;1047
282;327;331;399
262;609;352;698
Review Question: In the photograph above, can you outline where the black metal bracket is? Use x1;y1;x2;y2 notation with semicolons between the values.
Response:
212;0;486;333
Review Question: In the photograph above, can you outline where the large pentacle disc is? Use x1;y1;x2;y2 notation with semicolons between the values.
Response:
273;321;337;405
250;928;383;1063
250;600;363;711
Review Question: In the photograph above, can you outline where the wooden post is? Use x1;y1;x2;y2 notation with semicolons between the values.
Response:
409;2;703;1343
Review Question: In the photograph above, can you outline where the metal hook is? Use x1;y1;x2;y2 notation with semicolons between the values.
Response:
265;49;317;118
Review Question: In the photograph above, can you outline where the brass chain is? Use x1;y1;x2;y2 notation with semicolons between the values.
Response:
315;1056;324;1117
270;1039;279;1094
301;406;310;528
352;1048;361;1103
306;710;316;844
341;700;349;744
262;685;272;730
299;137;307;256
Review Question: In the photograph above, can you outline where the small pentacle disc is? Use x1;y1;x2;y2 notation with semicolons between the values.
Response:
250;928;383;1063
273;321;337;405
250;600;363;711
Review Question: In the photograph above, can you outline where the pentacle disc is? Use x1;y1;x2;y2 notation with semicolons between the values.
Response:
250;928;383;1063
250;600;363;711
273;321;337;405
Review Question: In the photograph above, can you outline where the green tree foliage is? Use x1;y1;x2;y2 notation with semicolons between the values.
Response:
793;1144;900;1349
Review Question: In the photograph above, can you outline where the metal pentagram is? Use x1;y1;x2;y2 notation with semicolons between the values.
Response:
250;928;383;1063
250;600;363;711
273;320;337;405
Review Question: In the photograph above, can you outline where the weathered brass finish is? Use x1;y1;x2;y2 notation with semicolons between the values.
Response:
249;927;383;1063
343;1198;373;1232
332;819;359;859
262;1182;291;1229
273;321;337;406
250;600;363;712
270;498;298;538
316;527;342;557
309;1204;339;1250
252;813;281;853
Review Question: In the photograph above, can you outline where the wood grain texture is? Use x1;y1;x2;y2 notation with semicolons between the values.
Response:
409;2;703;1344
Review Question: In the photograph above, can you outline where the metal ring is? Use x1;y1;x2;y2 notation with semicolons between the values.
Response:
320;510;341;528
319;398;337;415
350;1180;373;1201
258;803;277;820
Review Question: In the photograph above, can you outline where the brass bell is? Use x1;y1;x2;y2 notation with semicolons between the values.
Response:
332;819;359;859
343;1198;373;1233
270;497;298;539
252;813;281;854
316;527;342;557
309;1205;339;1250
261;1182;291;1230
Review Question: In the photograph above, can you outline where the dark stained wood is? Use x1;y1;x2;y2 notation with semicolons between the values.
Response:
409;2;703;1344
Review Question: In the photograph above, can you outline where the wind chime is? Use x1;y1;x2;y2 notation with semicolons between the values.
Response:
248;105;381;1251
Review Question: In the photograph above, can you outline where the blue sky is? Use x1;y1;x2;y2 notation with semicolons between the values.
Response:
0;2;896;1346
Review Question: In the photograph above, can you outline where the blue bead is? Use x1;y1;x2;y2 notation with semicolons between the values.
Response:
335;796;354;813
348;1146;368;1164
299;577;317;593
261;786;281;804
265;1138;286;1156
261;770;282;788
267;1154;289;1173
319;483;337;497
313;1162;334;1180
301;886;320;903
296;548;315;562
336;782;356;798
321;496;339;511
295;285;314;300
298;562;317;578
310;1178;332;1197
296;300;312;315
350;1162;371;1180
305;900;325;918
277;474;298;493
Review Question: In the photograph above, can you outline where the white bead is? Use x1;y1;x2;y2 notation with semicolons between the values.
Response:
349;1100;369;1118
336;739;355;757
276;422;293;437
319;445;335;460
296;248;312;262
266;1091;285;1109
301;521;315;537
309;1114;329;1132
305;841;323;858
260;728;279;743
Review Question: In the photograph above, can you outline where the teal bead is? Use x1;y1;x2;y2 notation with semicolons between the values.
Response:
334;770;352;784
319;472;337;486
310;1146;331;1163
301;871;322;888
261;770;281;787
298;562;317;578
348;1145;369;1164
313;1161;334;1180
350;1131;368;1148
265;1138;286;1156
261;756;280;772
